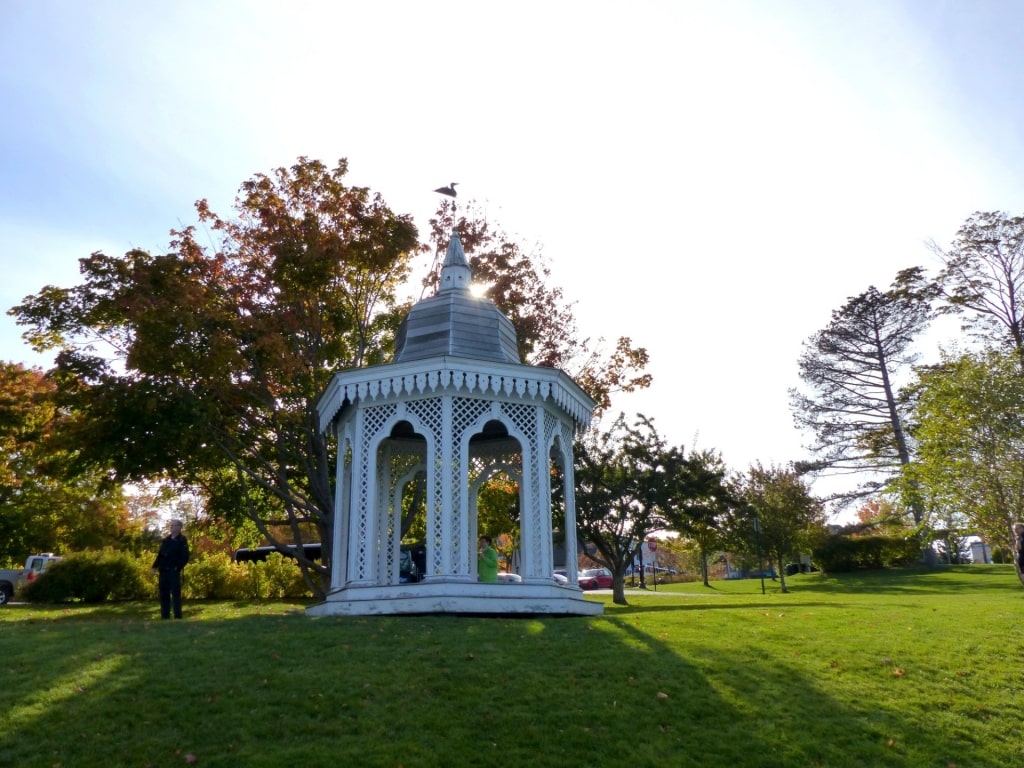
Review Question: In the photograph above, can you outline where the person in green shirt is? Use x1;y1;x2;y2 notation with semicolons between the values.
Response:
477;536;499;583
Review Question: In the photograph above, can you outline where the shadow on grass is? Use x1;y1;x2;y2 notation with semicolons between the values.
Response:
1;596;1008;768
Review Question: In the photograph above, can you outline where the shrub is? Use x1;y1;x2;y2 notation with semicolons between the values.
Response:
182;551;248;600
182;552;312;600
236;553;311;599
813;534;922;573
21;551;151;603
20;549;314;604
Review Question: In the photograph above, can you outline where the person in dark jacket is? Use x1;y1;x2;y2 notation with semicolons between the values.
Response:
152;519;190;619
1014;522;1024;572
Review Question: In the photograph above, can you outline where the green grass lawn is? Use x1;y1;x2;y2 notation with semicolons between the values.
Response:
2;566;1022;768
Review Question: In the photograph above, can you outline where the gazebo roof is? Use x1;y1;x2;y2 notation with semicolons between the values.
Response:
317;228;596;432
393;232;520;365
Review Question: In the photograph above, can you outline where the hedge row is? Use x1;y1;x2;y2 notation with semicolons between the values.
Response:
19;550;314;604
813;534;923;573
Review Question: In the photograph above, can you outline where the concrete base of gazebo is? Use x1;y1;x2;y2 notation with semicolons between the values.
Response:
307;582;603;617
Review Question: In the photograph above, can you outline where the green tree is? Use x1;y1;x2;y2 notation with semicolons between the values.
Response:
732;463;823;593
790;268;934;515
905;348;1024;580
661;448;735;587
932;211;1024;368
572;414;687;605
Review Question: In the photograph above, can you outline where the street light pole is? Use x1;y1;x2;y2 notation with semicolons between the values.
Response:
754;514;766;596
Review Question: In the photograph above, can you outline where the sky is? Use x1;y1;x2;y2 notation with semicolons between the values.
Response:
2;0;1024;518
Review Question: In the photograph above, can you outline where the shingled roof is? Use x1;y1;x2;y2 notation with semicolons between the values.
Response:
393;231;520;364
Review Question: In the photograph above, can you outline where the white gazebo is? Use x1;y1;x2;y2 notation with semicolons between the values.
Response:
307;231;601;616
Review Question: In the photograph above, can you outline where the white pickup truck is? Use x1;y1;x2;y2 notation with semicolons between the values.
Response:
0;553;62;605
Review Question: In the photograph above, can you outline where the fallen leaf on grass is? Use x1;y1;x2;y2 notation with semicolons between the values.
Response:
892;668;905;677
656;692;669;700
184;754;197;764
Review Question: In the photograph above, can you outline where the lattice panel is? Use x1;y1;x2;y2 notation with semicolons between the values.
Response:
450;398;492;571
384;450;426;584
452;397;491;436
377;444;393;583
544;411;558;453
405;397;445;575
500;401;537;440
380;454;396;584
354;403;396;581
501;402;542;572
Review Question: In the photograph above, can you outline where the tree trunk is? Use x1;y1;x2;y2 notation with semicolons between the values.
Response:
612;579;628;605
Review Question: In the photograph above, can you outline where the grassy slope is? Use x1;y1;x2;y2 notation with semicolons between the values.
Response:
1;566;1022;768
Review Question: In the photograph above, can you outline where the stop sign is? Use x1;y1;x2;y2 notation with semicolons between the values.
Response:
647;539;658;553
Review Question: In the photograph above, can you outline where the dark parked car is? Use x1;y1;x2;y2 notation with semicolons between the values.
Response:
233;543;322;563
399;548;422;583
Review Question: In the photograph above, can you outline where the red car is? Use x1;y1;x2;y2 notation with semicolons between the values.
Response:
577;567;613;590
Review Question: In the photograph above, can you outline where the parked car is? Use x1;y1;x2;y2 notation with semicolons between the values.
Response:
233;543;323;563
497;572;523;584
0;554;62;605
578;567;613;590
785;562;819;576
552;572;568;585
398;548;422;583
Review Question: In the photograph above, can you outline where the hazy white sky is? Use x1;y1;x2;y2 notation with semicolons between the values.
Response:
2;1;1023;514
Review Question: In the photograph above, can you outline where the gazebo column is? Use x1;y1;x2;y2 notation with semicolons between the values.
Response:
349;408;379;586
439;396;455;577
516;405;539;580
560;423;581;583
375;443;393;584
528;405;555;582
331;427;352;591
423;437;440;581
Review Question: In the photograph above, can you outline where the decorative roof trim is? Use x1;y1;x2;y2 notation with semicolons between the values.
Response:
317;356;596;434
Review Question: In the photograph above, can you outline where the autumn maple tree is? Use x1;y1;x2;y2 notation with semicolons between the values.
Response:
12;158;418;593
0;362;131;562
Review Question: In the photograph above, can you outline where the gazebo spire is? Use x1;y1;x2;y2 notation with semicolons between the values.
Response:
438;229;472;293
